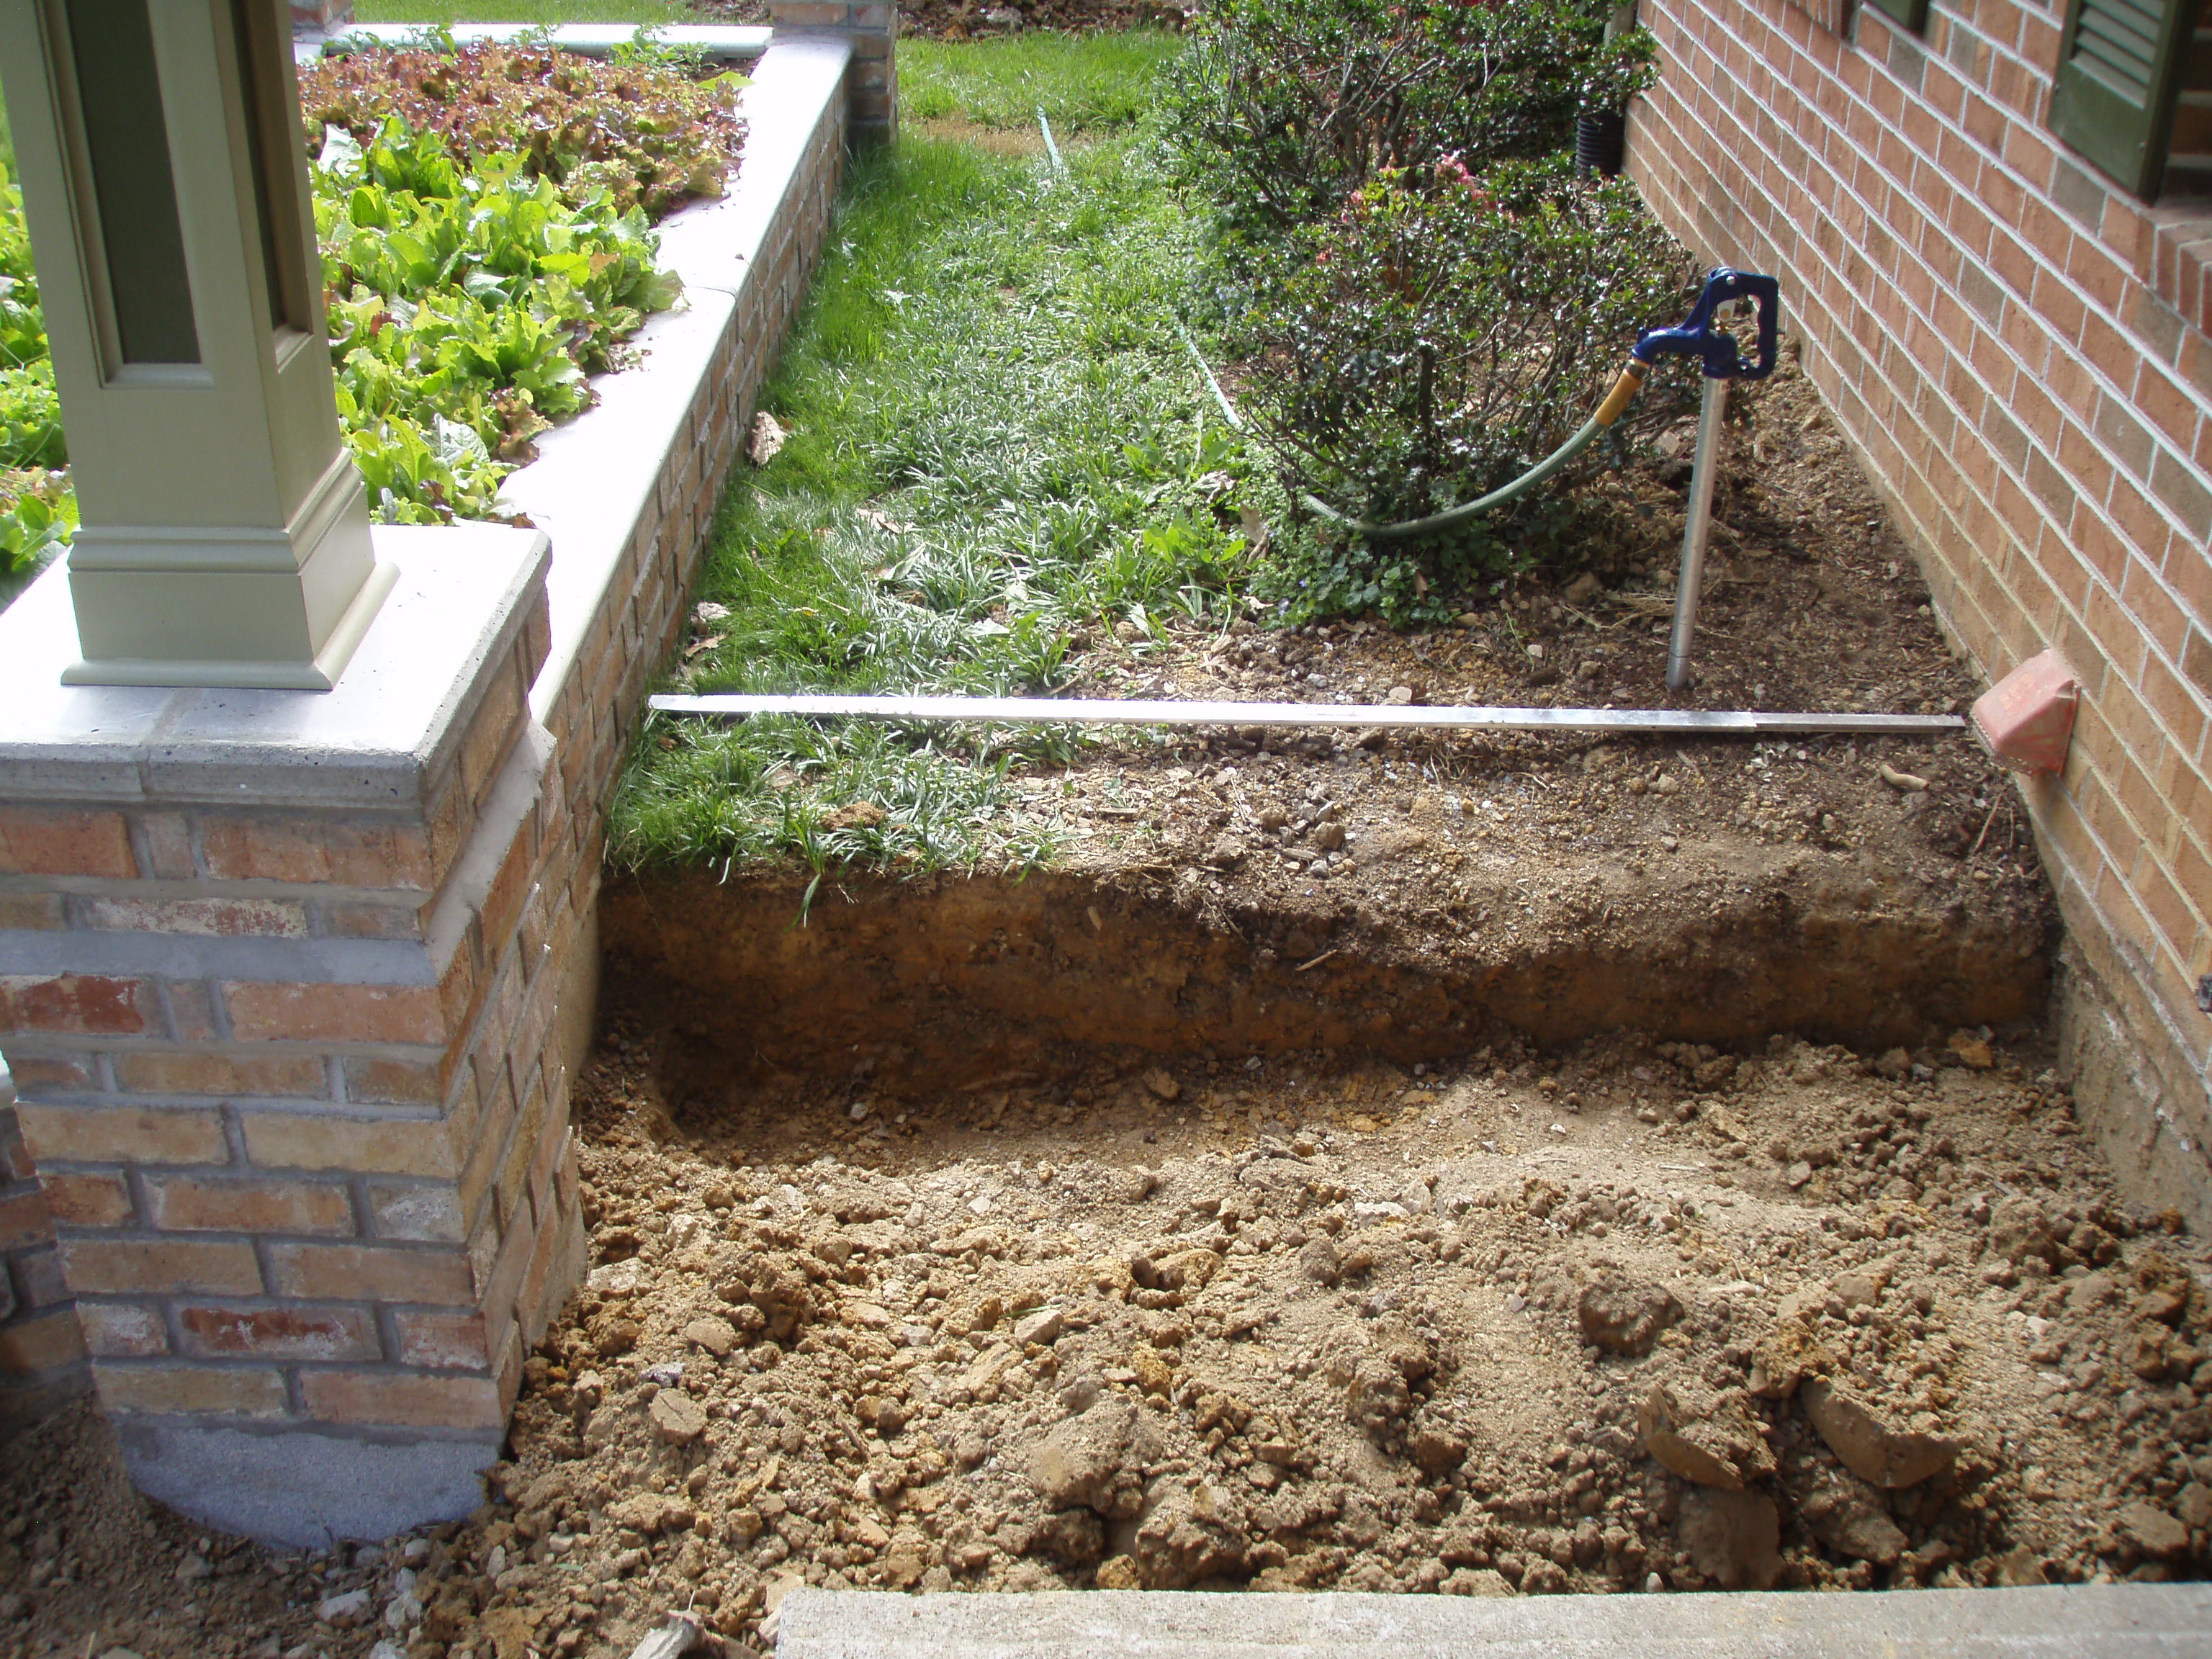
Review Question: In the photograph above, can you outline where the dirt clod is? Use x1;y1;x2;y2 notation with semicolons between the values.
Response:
1638;1381;1778;1490
1578;1278;1682;1354
1800;1377;1959;1490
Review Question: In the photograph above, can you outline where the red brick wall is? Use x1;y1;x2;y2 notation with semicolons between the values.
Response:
1631;0;2212;1215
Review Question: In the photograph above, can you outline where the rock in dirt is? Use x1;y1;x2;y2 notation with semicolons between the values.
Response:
1297;1236;1343;1286
1637;1380;1776;1489
1015;1305;1066;1346
1796;1467;1907;1565
1579;1278;1683;1355
1029;1400;1160;1519
649;1388;708;1444
1747;1316;1834;1400
1676;1485;1782;1590
1947;1030;1995;1069
2178;1483;2212;1531
1987;1545;2049;1586
681;1316;737;1359
747;410;786;466
624;1611;706;1658
317;1588;372;1627
2116;1501;2193;1563
1095;1555;1141;1589
1144;1070;1182;1102
1800;1377;1958;1488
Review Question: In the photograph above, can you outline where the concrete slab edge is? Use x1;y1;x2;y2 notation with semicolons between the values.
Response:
774;1583;2212;1658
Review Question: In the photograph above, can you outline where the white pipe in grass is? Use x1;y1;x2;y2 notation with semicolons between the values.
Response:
647;693;1964;738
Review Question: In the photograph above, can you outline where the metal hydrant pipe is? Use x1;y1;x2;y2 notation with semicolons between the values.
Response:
1666;374;1728;692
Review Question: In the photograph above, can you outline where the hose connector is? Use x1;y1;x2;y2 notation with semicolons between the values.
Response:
1594;358;1648;426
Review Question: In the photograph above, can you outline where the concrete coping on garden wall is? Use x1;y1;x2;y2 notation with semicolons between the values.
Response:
503;34;853;726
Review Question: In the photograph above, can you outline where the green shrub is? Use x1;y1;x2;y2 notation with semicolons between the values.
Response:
1239;157;1689;621
1159;0;1656;240
0;161;60;475
1250;156;1689;517
0;467;69;577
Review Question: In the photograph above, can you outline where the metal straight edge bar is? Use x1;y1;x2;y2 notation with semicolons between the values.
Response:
647;693;1966;737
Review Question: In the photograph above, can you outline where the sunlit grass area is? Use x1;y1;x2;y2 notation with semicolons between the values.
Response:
606;32;1256;876
900;27;1182;132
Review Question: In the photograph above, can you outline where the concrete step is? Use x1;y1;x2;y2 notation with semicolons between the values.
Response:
773;1583;2212;1658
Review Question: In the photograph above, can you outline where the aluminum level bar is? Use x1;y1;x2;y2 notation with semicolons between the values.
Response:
648;693;1965;737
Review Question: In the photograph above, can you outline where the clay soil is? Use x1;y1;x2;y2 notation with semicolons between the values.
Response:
1;297;2207;1659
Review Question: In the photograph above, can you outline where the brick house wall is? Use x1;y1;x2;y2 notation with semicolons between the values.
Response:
1630;0;2212;1218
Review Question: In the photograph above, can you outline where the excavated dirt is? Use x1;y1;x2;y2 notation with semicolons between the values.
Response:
601;848;2049;1105
6;1022;2208;1659
0;239;2195;1659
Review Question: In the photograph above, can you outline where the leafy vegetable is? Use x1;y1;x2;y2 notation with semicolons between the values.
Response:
0;43;739;569
300;37;747;221
315;115;694;522
0;467;70;578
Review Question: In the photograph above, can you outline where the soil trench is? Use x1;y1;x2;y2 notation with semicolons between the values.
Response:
602;858;2050;1101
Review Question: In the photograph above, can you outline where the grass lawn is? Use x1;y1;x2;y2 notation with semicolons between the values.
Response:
607;30;1259;879
901;28;1183;132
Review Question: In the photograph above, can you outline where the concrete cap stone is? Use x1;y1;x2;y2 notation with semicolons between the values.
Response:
0;526;548;809
773;1583;2212;1658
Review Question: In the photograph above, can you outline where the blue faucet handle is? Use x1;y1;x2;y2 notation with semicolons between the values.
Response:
1632;269;1781;380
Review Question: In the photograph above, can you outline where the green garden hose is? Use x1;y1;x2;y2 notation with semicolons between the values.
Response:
1176;326;1651;544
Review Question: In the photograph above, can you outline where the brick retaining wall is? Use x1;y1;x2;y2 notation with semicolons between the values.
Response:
0;37;851;1537
1631;0;2212;1222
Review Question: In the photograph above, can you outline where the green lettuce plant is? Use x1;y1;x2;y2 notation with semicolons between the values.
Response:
0;40;737;569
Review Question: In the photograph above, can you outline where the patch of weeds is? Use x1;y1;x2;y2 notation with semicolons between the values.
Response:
610;116;1265;878
900;28;1182;132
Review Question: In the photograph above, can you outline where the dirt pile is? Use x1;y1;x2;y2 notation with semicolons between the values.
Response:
3;1021;2206;1659
400;1017;2203;1655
